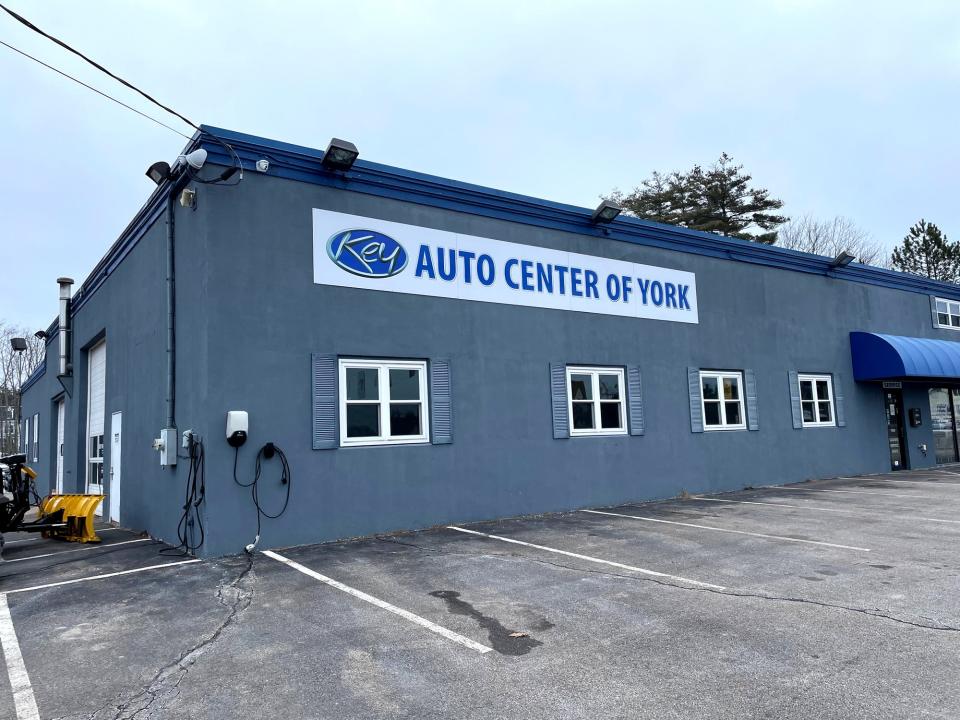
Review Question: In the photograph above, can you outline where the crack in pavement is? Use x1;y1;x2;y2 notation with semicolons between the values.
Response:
98;555;255;720
374;535;960;634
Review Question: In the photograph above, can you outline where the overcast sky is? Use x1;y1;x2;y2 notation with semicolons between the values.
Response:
2;0;958;330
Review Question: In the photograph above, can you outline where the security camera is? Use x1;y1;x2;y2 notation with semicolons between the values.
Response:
175;148;208;171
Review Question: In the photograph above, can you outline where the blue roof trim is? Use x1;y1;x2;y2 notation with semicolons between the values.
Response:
21;360;46;393
850;332;960;380
39;124;960;332
197;124;960;301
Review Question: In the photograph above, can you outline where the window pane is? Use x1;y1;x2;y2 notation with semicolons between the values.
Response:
701;376;719;400
952;316;960;328
346;368;379;400
802;401;815;423
951;302;960;315
815;380;829;400
389;403;421;436
704;401;721;426
346;404;379;437
599;374;620;400
818;401;832;423
600;402;622;429
938;300;949;313
725;401;742;425
389;368;420;401
799;380;813;401
570;374;592;400
723;378;739;400
939;313;951;326
572;402;594;429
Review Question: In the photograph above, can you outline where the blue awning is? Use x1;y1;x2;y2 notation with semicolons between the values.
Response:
850;332;960;381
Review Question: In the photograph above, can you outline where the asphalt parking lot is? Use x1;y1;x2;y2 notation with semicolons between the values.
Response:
2;468;960;720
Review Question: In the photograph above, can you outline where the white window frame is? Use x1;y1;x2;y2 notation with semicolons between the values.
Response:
32;413;38;462
566;366;628;437
935;298;960;330
798;373;836;428
700;370;746;431
338;359;430;447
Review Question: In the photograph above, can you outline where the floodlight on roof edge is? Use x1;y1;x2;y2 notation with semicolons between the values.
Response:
145;161;171;185
830;251;856;268
321;138;359;171
591;200;622;224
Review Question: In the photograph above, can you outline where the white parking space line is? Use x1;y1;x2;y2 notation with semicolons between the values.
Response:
771;486;928;500
4;538;150;564
447;525;726;590
580;510;871;552
3;559;201;595
0;594;40;720
843;476;960;486
262;550;492;655
697;497;960;525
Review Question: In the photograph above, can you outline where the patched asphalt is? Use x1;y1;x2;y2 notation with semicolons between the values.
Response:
2;469;960;719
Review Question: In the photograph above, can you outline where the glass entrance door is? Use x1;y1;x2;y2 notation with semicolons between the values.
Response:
928;388;960;464
885;389;908;470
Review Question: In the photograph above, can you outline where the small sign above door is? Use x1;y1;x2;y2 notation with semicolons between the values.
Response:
883;381;903;389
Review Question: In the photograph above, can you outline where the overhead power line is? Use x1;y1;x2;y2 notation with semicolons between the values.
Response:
0;39;192;140
0;2;199;131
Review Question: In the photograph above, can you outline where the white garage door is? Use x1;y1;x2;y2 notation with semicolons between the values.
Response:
86;341;106;512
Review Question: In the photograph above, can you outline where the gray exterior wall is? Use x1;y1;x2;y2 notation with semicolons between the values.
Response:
19;167;960;557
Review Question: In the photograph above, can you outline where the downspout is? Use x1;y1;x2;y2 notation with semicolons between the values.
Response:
165;190;176;429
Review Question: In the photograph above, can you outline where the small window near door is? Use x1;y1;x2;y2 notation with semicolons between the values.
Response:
798;374;836;427
89;435;104;485
935;298;960;329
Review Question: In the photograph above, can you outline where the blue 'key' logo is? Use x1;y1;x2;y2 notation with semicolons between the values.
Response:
326;229;408;278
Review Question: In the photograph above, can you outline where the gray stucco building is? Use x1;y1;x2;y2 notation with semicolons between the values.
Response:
18;127;960;557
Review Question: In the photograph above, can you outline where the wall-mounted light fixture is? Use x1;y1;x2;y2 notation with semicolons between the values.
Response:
321;138;359;171
830;251;856;268
591;200;622;224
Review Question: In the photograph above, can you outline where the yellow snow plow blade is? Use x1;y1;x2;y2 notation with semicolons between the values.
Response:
39;494;105;543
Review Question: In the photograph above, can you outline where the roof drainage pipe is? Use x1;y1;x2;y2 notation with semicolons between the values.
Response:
165;178;189;430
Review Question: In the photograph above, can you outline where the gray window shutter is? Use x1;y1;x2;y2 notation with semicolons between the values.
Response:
550;363;569;439
834;374;847;427
687;367;703;433
788;371;802;429
311;353;338;450
744;368;759;431
430;358;453;445
627;366;644;436
931;295;941;328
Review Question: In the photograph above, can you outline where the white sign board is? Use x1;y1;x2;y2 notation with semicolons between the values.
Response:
312;209;698;324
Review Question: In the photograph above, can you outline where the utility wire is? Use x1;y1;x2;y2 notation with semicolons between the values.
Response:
0;39;192;140
0;2;199;131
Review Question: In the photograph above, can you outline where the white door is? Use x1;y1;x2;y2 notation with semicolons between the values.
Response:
109;411;121;523
86;340;106;515
55;398;65;493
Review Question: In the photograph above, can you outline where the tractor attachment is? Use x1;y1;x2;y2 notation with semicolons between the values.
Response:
1;453;104;546
37;494;105;543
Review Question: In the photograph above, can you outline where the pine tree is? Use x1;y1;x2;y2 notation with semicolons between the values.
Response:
607;153;787;244
890;220;960;283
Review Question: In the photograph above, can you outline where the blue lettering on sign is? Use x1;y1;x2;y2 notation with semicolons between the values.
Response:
327;230;408;278
678;284;691;310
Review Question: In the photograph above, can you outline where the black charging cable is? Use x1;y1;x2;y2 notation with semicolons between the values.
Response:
161;435;206;557
233;442;292;553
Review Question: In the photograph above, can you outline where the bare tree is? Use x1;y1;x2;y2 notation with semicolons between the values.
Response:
0;321;47;455
777;215;886;266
